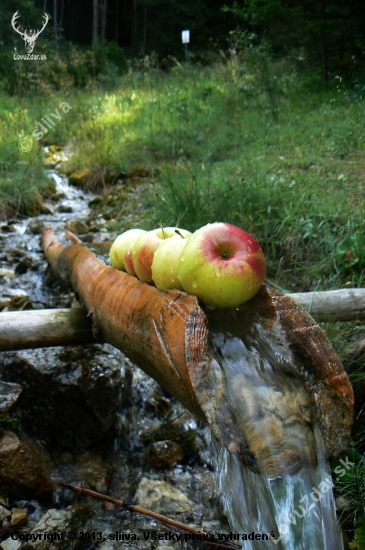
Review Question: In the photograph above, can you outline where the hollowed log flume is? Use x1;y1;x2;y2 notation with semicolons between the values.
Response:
42;227;353;478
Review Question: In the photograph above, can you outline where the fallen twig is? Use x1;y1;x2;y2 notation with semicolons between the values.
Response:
58;482;239;549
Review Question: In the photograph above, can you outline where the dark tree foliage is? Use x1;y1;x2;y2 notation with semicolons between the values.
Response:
1;0;365;77
225;0;365;80
23;0;235;57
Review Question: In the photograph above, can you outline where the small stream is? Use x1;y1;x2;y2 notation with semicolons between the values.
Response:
0;164;229;549
0;162;344;549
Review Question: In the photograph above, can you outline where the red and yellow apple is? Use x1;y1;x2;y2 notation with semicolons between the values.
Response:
132;227;191;284
177;222;266;308
152;236;189;291
109;228;146;272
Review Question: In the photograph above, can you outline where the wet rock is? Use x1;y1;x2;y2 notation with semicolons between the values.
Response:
80;234;94;243
145;390;171;417
65;220;89;234
128;165;153;178
0;347;130;451
0;504;11;524
68;169;89;188
27;220;45;235
14;258;35;275
5;248;27;259
0;269;15;278
55;452;111;495
336;496;350;512
148;441;184;469
0;381;23;413
9;508;28;529
0;431;53;499
0;538;22;550
97;536;151;550
135;478;193;514
56;205;73;213
20;503;93;550
0;225;16;233
88;197;103;207
0;296;32;312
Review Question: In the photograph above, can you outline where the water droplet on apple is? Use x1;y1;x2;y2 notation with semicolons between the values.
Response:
192;281;198;288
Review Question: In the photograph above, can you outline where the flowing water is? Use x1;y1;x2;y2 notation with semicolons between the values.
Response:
1;160;345;548
206;312;343;550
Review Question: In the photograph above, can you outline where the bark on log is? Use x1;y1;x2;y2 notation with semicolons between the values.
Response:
1;288;363;353
35;227;353;476
289;288;365;321
0;308;96;351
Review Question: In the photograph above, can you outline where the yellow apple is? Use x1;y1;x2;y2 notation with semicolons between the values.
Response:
178;222;266;308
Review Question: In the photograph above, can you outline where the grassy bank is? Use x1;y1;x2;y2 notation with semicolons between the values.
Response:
1;58;364;290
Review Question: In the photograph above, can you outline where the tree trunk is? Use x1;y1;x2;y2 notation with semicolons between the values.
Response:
115;0;119;42
143;5;147;54
53;0;58;49
321;0;328;83
60;0;65;30
0;308;96;352
93;0;99;46
101;0;107;39
290;288;365;322
132;0;138;56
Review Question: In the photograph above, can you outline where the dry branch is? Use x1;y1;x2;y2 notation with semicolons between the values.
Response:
289;288;365;321
0;308;96;351
59;482;239;550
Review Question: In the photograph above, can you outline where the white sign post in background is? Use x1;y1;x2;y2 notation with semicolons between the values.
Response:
182;30;190;63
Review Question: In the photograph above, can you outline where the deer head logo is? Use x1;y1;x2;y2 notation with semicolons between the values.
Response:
11;10;49;54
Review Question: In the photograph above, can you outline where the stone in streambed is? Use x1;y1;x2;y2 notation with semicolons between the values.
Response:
27;220;45;235
148;440;184;469
0;538;22;550
0;347;130;451
0;380;22;413
65;220;89;234
9;507;28;528
55;451;111;495
19;503;93;550
0;503;11;524
135;478;193;514
0;431;53;500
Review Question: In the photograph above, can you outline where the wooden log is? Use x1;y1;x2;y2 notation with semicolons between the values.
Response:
1;288;363;353
289;288;365;322
36;227;353;476
0;308;97;351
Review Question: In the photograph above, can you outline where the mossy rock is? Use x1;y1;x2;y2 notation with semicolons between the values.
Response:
68;169;89;187
128;165;154;178
0;414;22;435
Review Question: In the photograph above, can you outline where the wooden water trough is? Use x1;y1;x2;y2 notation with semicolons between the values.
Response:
0;227;357;477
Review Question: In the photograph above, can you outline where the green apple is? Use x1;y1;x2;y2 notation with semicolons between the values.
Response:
132;227;191;284
109;228;146;272
178;222;266;308
151;236;189;291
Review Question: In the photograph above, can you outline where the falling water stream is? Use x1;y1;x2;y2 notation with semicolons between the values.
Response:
204;308;344;550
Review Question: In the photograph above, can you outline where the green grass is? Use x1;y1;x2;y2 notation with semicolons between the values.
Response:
0;56;364;289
